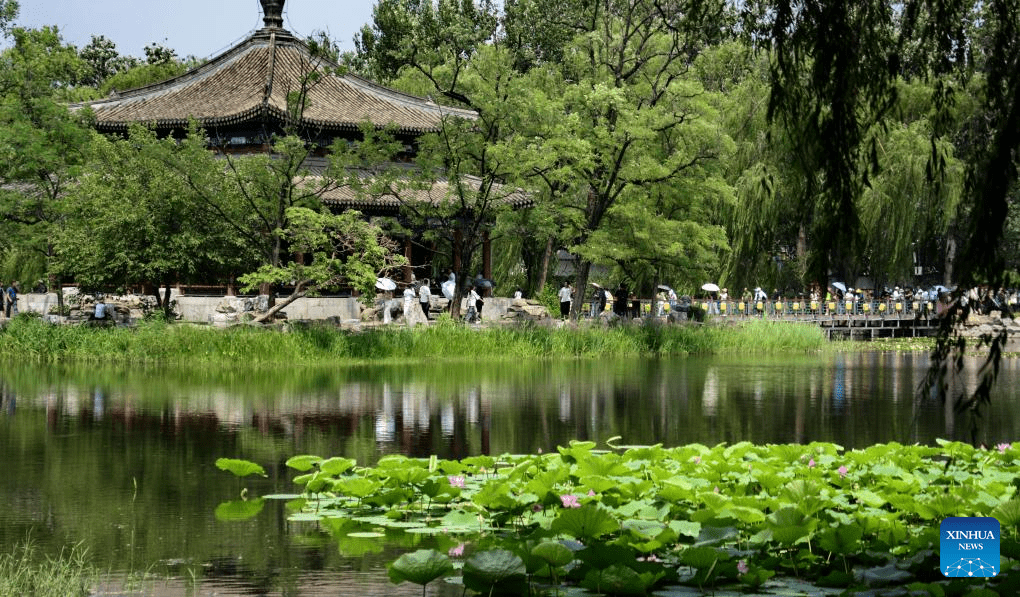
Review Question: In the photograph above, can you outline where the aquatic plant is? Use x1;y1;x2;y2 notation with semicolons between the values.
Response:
218;439;1019;595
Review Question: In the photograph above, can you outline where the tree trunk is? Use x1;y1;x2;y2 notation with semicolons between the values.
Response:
569;260;593;320
254;287;309;323
536;238;553;295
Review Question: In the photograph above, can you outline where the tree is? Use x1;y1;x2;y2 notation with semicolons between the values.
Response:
0;25;91;302
52;126;246;318
78;35;139;88
522;0;736;316
237;207;405;322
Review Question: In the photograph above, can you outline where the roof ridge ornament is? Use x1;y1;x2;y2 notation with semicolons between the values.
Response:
260;0;285;29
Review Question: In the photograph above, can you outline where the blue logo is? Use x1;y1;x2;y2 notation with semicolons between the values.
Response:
940;517;999;577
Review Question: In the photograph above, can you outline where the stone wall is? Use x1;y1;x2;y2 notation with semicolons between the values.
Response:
9;291;525;325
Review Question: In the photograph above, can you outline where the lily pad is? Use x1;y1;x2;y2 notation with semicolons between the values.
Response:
389;549;454;586
215;458;266;478
462;549;528;594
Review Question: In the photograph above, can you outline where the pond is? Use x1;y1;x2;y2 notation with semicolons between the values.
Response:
1;352;1017;596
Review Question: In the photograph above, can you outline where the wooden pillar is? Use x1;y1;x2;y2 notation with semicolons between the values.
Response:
403;238;413;283
482;230;492;297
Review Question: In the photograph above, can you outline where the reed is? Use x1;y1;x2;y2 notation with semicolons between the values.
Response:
0;316;826;366
0;541;98;597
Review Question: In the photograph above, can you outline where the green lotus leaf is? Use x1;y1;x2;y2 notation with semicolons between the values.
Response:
285;455;323;472
215;458;266;478
473;480;516;510
577;453;630;477
318;457;356;476
462;549;527;594
214;498;265;521
724;505;767;524
334;477;380;498
817;524;863;555
669;520;701;539
622;519;667;539
580;475;618;494
853;489;887;508
680;545;728;569
856;563;912;587
992;498;1020;528
767;507;816;545
551;504;620;540
581;564;649;596
694;525;738;546
388;549;453;586
531;541;574;567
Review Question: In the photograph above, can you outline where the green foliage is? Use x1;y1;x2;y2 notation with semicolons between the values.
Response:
0;540;98;597
215;458;267;478
0;317;827;366
388;549;453;587
217;440;1020;594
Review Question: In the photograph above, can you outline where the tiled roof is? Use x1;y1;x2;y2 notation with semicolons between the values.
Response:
313;172;533;213
76;29;476;135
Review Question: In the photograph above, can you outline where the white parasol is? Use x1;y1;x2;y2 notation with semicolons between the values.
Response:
375;277;397;291
831;282;847;292
701;283;720;292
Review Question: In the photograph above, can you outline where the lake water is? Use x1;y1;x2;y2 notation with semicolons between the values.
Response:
1;352;1017;596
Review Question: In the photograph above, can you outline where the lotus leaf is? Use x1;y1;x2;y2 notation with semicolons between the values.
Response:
551;504;620;540
462;549;527;594
767;507;816;545
817;523;863;555
992;498;1020;528
285;455;323;472
215;458;267;478
318;457;356;476
214;498;265;521
531;541;574;567
581;564;650;596
388;549;453;586
680;545;727;569
335;477;380;498
855;563;912;587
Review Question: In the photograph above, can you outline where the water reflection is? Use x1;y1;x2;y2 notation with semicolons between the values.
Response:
1;353;1019;596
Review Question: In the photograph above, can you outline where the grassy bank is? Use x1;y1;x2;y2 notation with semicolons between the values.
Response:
0;541;98;597
0;316;826;366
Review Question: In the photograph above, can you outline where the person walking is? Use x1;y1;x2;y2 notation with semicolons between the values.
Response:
418;279;431;319
558;281;573;320
4;281;17;318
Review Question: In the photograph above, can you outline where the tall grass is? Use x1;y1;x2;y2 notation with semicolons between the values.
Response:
0;316;826;367
0;541;98;597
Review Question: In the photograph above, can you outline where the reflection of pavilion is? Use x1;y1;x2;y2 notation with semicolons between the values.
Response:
77;0;528;285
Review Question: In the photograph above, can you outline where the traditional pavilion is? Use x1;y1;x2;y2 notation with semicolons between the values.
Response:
79;0;526;288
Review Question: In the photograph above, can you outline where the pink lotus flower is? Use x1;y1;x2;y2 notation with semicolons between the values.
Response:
838;465;848;478
737;560;749;575
808;458;816;468
587;489;596;497
691;456;702;464
560;494;581;508
449;543;465;557
448;475;465;488
997;443;1011;453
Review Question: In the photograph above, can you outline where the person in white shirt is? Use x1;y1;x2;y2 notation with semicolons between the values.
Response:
418;280;431;319
558;282;573;319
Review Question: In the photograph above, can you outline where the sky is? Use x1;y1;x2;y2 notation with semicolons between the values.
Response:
13;0;377;60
